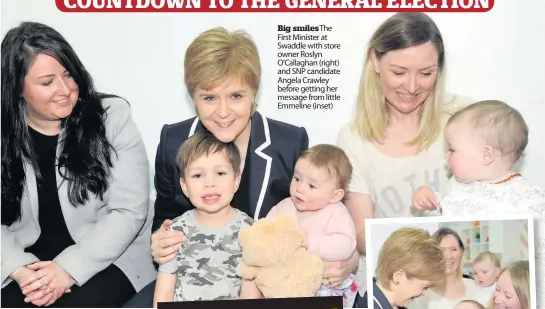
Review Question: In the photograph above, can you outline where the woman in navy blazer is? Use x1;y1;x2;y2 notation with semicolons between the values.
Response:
151;110;308;229
124;27;360;307
1;22;156;307
360;227;446;309
149;26;311;259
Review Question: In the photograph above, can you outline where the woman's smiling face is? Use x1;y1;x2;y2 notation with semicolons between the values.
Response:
439;234;463;276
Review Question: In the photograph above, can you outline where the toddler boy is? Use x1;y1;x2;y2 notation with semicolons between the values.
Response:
153;131;254;306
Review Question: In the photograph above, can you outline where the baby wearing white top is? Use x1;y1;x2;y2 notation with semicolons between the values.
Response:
470;252;501;307
412;100;545;307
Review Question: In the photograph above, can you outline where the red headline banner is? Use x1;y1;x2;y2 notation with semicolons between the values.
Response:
56;0;494;12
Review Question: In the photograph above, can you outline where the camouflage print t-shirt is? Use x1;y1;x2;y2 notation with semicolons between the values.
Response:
158;209;253;301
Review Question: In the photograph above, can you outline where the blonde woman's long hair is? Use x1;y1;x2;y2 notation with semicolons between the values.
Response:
352;12;447;153
487;261;530;309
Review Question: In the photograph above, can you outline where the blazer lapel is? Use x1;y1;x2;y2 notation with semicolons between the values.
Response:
188;117;201;137
247;112;272;220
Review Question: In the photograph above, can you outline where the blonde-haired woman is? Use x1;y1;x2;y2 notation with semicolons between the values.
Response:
361;227;446;309
124;27;359;307
336;12;473;304
488;261;530;309
409;227;490;309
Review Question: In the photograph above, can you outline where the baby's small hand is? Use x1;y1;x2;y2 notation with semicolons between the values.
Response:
412;186;438;210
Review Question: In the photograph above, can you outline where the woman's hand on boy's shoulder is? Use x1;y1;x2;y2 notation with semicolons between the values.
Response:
151;219;184;265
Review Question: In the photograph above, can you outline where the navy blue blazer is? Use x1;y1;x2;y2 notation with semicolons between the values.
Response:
152;111;309;231
361;278;394;309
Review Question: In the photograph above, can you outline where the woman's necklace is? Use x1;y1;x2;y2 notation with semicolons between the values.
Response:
493;173;521;184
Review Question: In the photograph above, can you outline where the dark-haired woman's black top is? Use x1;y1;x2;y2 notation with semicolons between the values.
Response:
24;126;75;261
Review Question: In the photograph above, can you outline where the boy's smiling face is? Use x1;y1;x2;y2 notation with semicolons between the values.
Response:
180;149;240;214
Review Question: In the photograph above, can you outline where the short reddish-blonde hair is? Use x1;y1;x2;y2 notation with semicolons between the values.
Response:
376;227;446;289
184;27;261;101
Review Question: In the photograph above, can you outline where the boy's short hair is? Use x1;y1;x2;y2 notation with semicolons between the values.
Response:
376;227;446;289
447;100;528;163
298;144;353;191
176;131;241;179
473;251;501;269
456;300;486;309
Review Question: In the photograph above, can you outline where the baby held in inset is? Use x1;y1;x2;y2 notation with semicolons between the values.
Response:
471;252;500;289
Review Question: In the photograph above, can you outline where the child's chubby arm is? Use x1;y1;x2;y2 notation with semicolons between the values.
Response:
239;278;263;299
153;272;176;308
265;205;280;219
265;198;292;219
301;204;357;262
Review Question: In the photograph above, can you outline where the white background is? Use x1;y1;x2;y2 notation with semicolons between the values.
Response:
2;1;545;189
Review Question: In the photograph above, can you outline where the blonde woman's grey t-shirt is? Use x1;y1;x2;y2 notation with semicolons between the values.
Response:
158;209;253;301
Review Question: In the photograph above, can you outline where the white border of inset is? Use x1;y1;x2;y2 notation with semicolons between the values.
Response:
364;213;536;309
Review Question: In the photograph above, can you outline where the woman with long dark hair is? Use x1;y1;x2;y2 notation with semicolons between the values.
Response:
1;21;156;307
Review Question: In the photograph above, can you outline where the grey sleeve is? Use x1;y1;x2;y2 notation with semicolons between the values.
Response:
1;225;40;284
158;256;178;274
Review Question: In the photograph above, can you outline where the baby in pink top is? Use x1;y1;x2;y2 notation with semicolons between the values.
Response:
266;144;358;307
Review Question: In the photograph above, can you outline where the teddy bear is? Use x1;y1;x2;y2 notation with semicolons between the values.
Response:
237;214;324;298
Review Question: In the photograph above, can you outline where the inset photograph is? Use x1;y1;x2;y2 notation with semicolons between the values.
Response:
364;214;536;309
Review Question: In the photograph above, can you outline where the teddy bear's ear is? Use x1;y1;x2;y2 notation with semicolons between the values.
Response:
237;262;257;280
